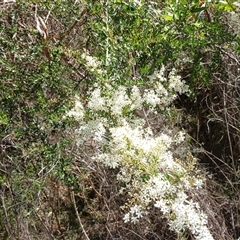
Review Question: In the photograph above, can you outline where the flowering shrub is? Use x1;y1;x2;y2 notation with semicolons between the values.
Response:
1;0;239;238
65;50;214;239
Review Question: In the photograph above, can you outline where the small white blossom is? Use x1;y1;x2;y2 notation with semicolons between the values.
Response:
88;88;106;111
130;85;143;110
145;66;189;109
132;0;143;7
93;122;106;142
176;131;185;143
108;86;131;115
65;97;85;121
123;213;130;223
81;51;104;74
123;205;144;224
75;119;106;146
97;153;122;169
154;199;170;214
148;66;166;82
194;179;204;189
143;89;161;107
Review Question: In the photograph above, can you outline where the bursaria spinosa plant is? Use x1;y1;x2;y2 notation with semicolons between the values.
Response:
65;50;214;240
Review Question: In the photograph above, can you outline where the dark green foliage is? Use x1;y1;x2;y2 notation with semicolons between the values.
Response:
0;3;78;238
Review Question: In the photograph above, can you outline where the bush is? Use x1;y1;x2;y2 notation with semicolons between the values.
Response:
1;0;240;239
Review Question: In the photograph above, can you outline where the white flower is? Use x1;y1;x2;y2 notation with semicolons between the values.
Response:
93;122;106;143
88;88;106;111
81;50;104;74
97;153;122;169
144;66;189;110
75;119;106;145
194;179;203;189
65;96;84;121
132;0;143;7
108;86;131;115
123;205;144;224
130;85;143;110
180;177;191;190
158;133;172;148
155;82;168;96
176;131;185;143
169;69;189;94
154;199;170;214
130;205;143;218
148;66;166;82
169;193;214;240
125;205;144;223
143;89;160;107
117;168;132;183
123;213;130;223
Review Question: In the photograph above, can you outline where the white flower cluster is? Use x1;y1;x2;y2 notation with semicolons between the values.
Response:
169;194;214;240
144;66;189;109
109;86;132;115
81;50;104;75
153;190;213;240
86;66;188;117
88;85;132;115
65;61;213;239
95;121;213;240
88;88;106;111
64;96;85;121
130;85;143;110
75;118;107;146
123;204;144;224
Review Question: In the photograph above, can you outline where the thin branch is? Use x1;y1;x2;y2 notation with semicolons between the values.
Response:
223;87;235;171
70;191;90;240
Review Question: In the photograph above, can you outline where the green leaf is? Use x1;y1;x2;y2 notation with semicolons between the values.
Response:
0;111;9;125
190;7;208;13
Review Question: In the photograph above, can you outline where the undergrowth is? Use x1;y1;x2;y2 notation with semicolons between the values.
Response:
0;0;240;239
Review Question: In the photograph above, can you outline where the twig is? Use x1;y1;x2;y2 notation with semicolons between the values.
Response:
223;87;235;171
42;190;65;239
33;207;55;240
0;190;11;237
70;191;90;240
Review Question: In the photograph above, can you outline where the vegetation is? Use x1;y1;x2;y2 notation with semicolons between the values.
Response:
0;0;240;239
